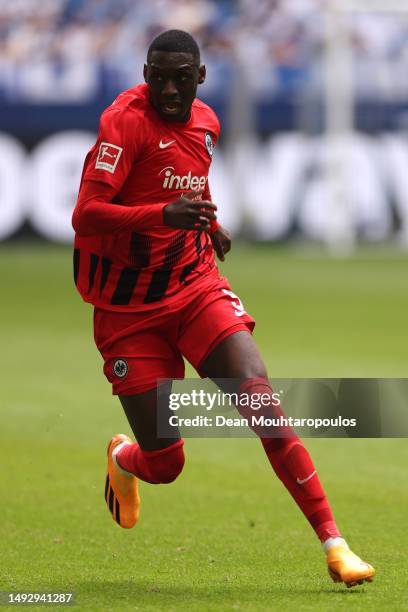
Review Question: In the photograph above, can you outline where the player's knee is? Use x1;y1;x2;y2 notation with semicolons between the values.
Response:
239;363;268;381
144;440;185;484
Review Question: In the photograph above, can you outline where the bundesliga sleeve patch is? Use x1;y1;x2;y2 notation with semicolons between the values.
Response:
95;142;123;173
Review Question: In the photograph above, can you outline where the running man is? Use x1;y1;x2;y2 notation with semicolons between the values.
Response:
72;29;375;588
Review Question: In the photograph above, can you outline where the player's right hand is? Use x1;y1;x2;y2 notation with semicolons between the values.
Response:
163;189;217;231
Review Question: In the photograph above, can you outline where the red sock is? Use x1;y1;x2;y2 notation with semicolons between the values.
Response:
238;378;341;542
116;439;185;484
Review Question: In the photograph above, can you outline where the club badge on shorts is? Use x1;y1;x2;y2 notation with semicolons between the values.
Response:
205;132;214;157
113;358;128;378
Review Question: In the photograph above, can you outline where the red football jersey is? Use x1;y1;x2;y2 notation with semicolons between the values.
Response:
73;83;221;311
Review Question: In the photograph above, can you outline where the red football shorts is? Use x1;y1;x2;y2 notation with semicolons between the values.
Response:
93;276;255;395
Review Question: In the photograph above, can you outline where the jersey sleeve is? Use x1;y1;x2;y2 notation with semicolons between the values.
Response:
82;106;142;191
72;180;167;236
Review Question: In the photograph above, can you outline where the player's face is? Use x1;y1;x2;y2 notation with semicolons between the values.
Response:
144;51;206;123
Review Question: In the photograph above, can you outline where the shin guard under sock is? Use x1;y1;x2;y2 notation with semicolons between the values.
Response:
238;378;341;542
116;439;185;484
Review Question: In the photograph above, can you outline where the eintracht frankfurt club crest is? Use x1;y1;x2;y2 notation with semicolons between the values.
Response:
205;132;214;157
113;358;128;378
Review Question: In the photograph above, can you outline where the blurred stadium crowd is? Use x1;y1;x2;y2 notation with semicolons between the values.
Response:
1;0;408;104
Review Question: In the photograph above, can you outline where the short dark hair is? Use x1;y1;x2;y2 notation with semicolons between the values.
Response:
147;30;200;64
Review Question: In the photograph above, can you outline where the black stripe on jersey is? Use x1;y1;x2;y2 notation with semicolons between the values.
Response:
143;231;187;303
179;232;202;284
100;258;112;297
179;261;197;284
201;231;210;258
163;231;187;268
104;475;109;501
129;233;152;268
110;267;141;305
73;249;80;285
88;253;99;293
195;231;203;256
144;270;172;303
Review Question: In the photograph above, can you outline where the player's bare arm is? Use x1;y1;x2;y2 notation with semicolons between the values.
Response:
210;225;231;261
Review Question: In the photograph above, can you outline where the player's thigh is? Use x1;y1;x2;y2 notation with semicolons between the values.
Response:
201;329;268;385
93;307;185;396
178;280;260;384
119;383;180;451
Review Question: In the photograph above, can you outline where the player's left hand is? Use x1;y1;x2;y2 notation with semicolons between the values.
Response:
211;226;231;262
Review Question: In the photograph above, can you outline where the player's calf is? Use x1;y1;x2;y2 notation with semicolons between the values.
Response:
116;438;185;484
105;436;185;529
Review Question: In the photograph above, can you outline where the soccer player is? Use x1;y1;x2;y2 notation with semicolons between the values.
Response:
72;30;374;588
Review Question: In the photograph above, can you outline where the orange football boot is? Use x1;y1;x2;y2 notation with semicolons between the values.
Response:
105;434;140;528
327;543;375;587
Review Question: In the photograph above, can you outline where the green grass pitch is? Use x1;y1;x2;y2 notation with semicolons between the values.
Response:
1;243;407;611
